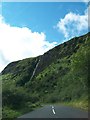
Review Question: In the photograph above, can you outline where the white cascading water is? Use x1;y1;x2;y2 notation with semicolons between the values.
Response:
30;59;40;81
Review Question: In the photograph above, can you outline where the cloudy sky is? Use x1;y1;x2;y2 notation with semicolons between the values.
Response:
0;1;89;72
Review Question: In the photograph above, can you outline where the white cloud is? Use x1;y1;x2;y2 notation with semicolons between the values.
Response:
0;15;57;72
56;10;88;40
82;0;89;3
88;3;90;28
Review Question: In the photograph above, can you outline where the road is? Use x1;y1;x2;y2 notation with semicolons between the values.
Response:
18;105;88;118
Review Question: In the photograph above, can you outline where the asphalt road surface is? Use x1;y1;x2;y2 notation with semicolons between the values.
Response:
18;105;88;118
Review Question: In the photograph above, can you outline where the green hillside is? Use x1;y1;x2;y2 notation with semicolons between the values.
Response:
1;32;90;118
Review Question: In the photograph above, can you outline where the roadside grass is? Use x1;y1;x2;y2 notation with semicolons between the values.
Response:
61;100;88;111
2;102;41;119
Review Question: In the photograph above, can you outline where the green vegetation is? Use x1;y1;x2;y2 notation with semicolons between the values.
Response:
1;32;89;118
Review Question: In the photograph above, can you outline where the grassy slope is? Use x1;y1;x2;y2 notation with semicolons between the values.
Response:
1;33;90;118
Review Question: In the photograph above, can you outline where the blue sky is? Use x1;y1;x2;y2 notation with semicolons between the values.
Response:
2;2;88;42
0;2;88;71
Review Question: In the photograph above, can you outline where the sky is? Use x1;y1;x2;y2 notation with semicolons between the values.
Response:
0;1;89;72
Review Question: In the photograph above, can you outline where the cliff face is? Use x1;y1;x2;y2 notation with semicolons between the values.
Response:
1;32;90;118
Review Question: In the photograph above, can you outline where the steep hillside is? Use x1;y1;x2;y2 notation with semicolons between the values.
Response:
1;32;90;118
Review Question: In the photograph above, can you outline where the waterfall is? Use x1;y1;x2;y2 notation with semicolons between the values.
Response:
30;59;40;81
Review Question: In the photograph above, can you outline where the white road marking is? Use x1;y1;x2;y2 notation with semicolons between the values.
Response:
52;106;54;109
52;106;56;115
52;108;56;114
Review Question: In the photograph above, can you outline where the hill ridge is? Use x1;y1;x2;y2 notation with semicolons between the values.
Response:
2;32;89;75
